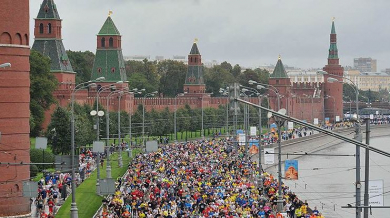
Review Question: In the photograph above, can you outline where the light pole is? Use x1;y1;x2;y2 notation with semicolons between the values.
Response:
105;91;120;178
95;82;123;141
90;110;104;194
320;71;363;218
267;109;287;213
174;93;185;142
143;91;158;147
324;95;336;124
220;88;229;137
249;80;280;111
201;95;204;138
70;79;103;218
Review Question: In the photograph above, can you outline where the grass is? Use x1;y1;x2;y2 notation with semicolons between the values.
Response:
55;151;136;218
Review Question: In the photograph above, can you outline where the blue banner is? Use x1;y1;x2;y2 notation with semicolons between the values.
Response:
285;159;298;180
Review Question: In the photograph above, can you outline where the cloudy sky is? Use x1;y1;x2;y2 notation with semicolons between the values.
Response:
30;0;390;70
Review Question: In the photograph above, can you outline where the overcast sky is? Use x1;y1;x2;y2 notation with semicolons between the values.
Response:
30;0;390;70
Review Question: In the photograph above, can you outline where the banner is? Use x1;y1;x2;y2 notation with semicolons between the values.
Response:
369;180;384;206
264;148;274;165
325;117;330;125
314;118;319;125
335;116;340;122
285;160;298;180
250;127;257;136
249;139;259;154
238;133;246;145
288;122;294;130
370;114;374;120
236;129;244;135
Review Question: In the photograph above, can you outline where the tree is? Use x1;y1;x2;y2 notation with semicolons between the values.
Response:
67;50;95;84
204;65;235;96
47;107;71;155
30;50;58;136
158;60;187;96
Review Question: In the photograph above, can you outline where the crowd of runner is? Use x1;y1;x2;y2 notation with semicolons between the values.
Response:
99;138;325;218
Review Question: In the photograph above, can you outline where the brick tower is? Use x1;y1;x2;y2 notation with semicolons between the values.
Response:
268;56;291;113
32;0;76;128
0;0;31;216
183;39;206;95
323;20;343;122
91;14;127;83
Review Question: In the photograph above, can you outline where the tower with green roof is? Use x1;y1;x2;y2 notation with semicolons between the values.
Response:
323;19;344;122
183;39;206;95
32;0;75;75
269;55;291;111
91;14;127;82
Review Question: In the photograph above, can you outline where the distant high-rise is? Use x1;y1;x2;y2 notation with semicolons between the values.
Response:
354;57;377;72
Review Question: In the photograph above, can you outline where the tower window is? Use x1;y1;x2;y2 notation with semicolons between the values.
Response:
111;67;116;73
101;37;106;47
276;80;279;84
48;23;52;34
109;37;114;47
97;67;102;73
39;23;44;34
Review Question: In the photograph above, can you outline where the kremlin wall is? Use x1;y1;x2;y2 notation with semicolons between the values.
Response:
32;0;343;130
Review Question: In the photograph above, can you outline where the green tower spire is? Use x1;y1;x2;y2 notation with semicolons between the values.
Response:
328;19;338;59
91;15;127;82
270;55;288;78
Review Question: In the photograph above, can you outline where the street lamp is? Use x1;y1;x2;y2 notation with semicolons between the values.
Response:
95;81;123;141
267;108;287;213
70;81;98;218
174;93;185;142
255;84;281;111
142;91;158;147
220;88;230;137
90;110;104;195
324;95;336;124
241;87;264;188
0;63;11;68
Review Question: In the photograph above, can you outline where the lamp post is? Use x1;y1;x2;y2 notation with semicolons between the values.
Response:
324;95;336;124
267;109;287;213
201;95;204;138
174;93;185;142
143;91;158;147
249;80;280;111
70;79;103;218
319;70;363;218
220;88;229;137
90;110;105;194
95;81;123;141
105;91;120;178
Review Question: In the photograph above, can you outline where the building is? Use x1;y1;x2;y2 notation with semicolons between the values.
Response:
32;0;76;128
288;70;325;83
323;20;344;122
354;57;377;72
345;71;390;91
0;0;31;216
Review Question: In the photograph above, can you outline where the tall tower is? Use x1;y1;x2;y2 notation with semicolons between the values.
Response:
0;0;31;216
183;39;206;95
32;0;76;129
32;0;75;84
268;56;291;113
323;19;344;122
91;14;127;83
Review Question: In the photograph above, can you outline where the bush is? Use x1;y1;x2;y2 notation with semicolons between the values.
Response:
30;148;55;171
30;165;39;178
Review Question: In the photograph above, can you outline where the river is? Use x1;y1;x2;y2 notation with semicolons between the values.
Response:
281;136;390;218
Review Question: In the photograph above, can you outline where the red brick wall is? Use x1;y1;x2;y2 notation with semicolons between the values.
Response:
0;0;31;216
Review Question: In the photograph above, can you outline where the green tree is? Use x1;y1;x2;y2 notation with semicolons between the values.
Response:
67;50;95;83
158;60;187;96
47;107;71;155
204;65;235;96
30;50;58;136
